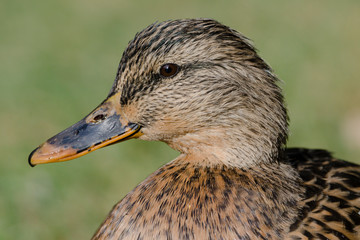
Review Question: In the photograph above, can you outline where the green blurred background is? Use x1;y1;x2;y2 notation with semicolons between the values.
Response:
1;0;359;239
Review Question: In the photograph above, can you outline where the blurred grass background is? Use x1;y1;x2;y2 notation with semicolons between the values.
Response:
1;0;359;239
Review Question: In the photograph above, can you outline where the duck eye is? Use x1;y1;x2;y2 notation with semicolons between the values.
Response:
159;63;179;78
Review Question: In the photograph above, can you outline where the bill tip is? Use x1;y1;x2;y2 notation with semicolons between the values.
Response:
28;147;39;167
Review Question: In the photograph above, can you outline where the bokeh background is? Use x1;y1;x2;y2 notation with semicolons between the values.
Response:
1;0;359;239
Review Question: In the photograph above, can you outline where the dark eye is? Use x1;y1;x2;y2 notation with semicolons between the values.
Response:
159;63;179;78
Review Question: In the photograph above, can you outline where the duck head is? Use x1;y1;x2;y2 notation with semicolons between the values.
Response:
29;19;288;168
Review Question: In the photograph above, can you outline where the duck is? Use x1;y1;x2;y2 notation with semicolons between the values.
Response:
28;19;360;239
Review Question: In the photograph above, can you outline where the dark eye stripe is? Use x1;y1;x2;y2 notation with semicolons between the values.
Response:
160;63;179;78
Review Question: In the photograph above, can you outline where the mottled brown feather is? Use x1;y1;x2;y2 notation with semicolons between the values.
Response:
285;149;360;240
93;158;302;239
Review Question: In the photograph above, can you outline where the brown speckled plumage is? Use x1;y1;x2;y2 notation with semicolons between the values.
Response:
29;19;360;239
286;149;360;239
93;160;302;239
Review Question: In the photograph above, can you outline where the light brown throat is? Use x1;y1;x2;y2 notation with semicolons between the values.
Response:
92;157;304;240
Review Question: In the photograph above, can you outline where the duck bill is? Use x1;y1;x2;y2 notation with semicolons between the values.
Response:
28;93;142;166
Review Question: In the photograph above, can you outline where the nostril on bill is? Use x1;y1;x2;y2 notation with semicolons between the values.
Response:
93;114;107;122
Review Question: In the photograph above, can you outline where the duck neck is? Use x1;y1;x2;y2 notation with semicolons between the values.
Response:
167;128;283;169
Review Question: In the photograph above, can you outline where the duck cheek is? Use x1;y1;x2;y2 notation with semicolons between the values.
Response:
136;126;161;141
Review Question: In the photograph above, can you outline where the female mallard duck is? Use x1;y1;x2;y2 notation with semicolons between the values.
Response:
29;19;360;239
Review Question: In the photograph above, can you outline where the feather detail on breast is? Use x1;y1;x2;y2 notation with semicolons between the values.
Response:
93;157;303;240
